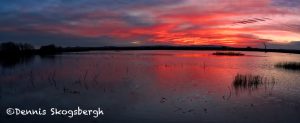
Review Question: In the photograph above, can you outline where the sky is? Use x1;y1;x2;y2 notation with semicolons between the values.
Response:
0;0;300;49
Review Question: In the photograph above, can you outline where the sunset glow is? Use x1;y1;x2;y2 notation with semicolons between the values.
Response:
0;0;299;48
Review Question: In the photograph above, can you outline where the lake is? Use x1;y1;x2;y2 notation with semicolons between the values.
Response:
1;51;300;123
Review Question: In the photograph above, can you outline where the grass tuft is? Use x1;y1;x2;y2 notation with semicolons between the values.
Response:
233;74;263;89
275;62;300;70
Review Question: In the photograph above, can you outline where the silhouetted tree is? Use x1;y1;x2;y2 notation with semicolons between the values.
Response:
0;42;35;68
20;43;34;52
0;42;34;55
39;44;62;55
0;42;20;54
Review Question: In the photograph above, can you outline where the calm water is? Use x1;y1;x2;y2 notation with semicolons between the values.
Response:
1;51;300;123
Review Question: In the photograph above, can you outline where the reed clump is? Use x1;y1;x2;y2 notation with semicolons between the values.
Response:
232;74;276;94
275;62;300;70
233;74;263;89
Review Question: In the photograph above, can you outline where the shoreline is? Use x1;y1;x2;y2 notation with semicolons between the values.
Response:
1;46;300;56
58;46;300;54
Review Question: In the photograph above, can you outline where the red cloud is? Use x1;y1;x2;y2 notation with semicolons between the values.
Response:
1;0;299;47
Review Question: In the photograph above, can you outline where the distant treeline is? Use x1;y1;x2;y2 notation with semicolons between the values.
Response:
1;42;300;56
61;45;300;54
0;42;34;55
0;42;62;57
0;42;63;67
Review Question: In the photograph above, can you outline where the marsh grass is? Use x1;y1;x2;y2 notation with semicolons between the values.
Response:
232;74;275;92
233;74;263;89
275;62;300;70
213;52;244;56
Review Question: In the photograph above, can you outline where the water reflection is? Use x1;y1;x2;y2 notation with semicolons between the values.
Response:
0;55;35;68
1;51;300;123
0;54;58;68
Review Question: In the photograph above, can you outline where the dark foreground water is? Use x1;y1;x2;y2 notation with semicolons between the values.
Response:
0;51;300;123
